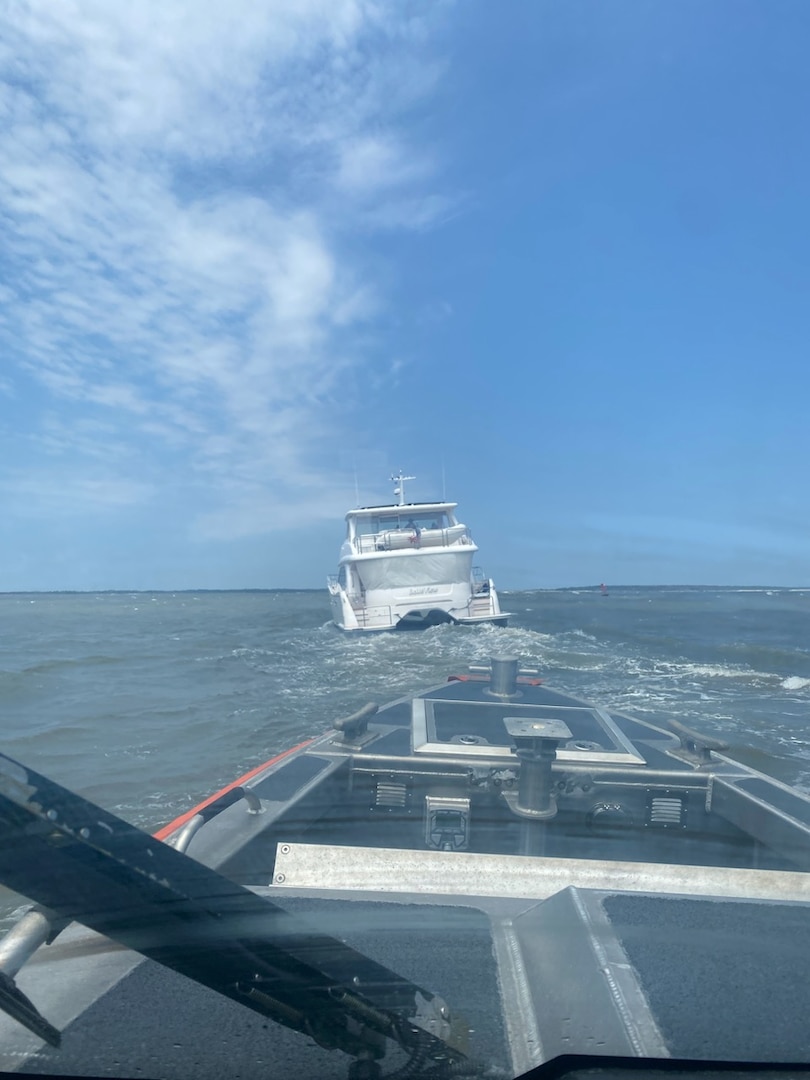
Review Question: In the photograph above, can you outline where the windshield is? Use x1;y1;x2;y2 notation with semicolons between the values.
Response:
354;513;452;536
2;2;809;1079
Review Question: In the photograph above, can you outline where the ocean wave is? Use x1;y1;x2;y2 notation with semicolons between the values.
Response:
4;589;808;835
723;639;810;667
667;661;772;681
782;676;810;691
611;652;810;690
14;655;124;675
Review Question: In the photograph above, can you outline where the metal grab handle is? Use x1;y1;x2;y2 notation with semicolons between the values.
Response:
0;908;62;1047
0;909;53;979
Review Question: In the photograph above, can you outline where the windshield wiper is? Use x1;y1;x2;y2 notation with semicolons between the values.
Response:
0;753;469;1079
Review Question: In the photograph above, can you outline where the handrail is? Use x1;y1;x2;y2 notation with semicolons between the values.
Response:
162;786;265;851
166;813;205;852
0;909;52;979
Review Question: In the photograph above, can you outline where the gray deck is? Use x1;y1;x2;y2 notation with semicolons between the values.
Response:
17;898;508;1079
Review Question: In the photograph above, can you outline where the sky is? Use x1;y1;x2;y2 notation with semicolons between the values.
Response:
1;0;809;591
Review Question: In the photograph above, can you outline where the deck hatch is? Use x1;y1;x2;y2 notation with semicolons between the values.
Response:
412;698;645;765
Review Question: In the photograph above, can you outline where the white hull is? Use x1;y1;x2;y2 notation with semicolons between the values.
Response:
327;487;510;632
328;575;508;632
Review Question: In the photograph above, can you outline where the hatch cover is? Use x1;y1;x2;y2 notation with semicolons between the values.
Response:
411;698;644;765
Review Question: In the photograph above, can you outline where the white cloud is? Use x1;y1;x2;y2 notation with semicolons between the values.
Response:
335;134;435;194
0;467;155;516
0;0;454;542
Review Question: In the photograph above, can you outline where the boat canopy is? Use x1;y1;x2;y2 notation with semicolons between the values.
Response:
347;501;457;519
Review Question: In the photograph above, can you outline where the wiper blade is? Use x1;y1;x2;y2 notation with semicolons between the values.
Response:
0;969;60;1047
0;753;467;1072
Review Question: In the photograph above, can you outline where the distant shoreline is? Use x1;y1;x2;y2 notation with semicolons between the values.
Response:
2;585;808;596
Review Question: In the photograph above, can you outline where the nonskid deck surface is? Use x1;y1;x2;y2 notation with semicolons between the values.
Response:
290;671;808;875
16;898;508;1080
17;889;810;1075
13;888;810;1077
180;661;810;881
503;888;810;1068
601;894;810;1061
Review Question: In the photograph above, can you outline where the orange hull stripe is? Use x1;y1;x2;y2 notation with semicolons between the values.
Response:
153;739;315;841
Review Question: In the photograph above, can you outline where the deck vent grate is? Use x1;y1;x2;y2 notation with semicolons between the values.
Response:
646;791;688;828
375;781;407;808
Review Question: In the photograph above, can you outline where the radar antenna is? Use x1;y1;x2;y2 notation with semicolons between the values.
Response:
390;470;415;506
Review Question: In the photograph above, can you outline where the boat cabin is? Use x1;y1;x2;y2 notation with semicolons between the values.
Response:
344;503;470;555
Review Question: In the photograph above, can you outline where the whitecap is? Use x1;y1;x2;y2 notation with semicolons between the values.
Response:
782;676;810;691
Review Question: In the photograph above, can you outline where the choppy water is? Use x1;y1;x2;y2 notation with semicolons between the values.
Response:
1;586;810;842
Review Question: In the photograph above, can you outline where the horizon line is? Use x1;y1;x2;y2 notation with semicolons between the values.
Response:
1;584;809;596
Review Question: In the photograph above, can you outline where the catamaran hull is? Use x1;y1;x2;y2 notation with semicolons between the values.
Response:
328;579;509;631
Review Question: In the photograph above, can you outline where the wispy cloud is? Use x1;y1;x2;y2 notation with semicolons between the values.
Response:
0;0;454;540
2;467;156;516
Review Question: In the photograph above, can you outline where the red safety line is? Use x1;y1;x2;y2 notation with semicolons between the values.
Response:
153;739;315;841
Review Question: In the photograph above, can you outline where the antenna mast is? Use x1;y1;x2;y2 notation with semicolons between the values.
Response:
391;470;415;506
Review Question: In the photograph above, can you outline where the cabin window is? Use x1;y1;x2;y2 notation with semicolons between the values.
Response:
353;511;451;539
354;519;377;537
338;566;347;588
401;513;448;531
375;513;450;532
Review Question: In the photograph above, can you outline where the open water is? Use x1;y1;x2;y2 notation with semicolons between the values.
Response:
1;587;809;844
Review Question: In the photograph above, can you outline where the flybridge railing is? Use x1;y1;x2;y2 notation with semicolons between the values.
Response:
354;524;472;554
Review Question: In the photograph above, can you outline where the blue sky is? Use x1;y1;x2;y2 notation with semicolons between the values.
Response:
1;0;808;591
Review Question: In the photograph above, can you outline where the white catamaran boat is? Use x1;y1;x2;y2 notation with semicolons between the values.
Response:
328;473;510;632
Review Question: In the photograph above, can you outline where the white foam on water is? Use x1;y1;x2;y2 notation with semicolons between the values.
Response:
618;653;795;688
674;661;774;681
568;629;599;642
782;676;810;691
